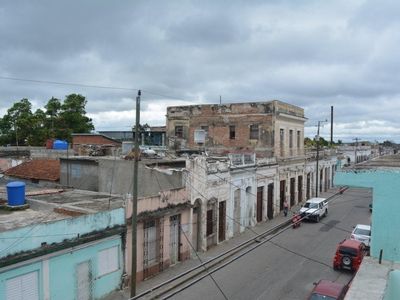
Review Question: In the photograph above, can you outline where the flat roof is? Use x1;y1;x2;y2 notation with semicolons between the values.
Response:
0;180;124;232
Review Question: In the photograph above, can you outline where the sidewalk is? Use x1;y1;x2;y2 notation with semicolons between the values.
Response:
105;190;338;300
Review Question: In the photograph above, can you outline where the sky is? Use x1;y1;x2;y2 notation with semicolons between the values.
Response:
0;0;399;142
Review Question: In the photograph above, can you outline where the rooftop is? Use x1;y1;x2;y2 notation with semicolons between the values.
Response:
354;154;400;169
0;180;124;232
4;159;60;181
345;256;400;300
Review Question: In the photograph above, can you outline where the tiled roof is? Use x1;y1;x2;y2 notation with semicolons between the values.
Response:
4;159;60;181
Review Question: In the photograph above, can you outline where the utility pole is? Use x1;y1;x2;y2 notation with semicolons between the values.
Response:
353;137;359;165
131;90;141;297
330;106;333;147
315;119;327;197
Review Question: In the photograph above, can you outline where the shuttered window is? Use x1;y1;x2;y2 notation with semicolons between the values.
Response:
6;271;39;300
98;246;119;276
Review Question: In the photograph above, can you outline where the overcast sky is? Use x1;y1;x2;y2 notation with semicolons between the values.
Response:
1;0;399;142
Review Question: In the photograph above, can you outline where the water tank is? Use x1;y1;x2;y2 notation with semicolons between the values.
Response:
7;181;26;206
53;140;68;150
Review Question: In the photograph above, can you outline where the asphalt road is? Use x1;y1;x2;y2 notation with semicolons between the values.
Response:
171;188;372;300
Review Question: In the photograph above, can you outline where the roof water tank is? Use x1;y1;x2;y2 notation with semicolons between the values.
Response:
7;181;26;206
53;140;68;150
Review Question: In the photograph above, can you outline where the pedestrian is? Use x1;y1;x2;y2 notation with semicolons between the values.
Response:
283;199;288;217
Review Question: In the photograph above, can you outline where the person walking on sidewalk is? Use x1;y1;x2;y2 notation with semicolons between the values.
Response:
283;199;289;217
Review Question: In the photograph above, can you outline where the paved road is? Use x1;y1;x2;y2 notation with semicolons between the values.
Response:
172;188;372;300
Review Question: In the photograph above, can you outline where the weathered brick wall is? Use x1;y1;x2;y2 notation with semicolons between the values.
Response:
72;135;121;146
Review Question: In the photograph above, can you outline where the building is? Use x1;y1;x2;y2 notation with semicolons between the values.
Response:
166;100;305;158
125;187;191;282
334;155;400;299
0;183;126;300
99;126;167;146
165;100;336;252
71;133;122;156
4;159;60;185
59;157;185;195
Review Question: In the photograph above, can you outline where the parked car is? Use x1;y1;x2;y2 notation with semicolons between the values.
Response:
333;239;367;272
351;224;371;247
308;279;348;300
299;197;328;222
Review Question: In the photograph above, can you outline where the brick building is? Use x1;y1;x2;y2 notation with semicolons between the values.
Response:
166;100;306;158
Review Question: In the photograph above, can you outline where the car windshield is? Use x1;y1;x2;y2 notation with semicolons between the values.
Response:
310;293;337;300
354;228;370;236
304;202;318;209
339;246;358;257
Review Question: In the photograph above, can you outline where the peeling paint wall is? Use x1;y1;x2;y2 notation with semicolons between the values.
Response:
166;101;305;156
0;208;125;258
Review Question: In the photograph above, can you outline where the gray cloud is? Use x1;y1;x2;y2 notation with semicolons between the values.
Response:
0;0;399;141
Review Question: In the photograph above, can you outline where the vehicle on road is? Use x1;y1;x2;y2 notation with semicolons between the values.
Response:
351;224;371;247
308;279;348;300
299;197;328;222
333;239;367;272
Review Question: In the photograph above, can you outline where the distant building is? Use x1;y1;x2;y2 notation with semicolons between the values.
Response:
166;100;306;158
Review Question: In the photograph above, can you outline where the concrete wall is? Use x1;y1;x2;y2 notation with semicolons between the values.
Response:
98;159;183;197
60;158;99;191
335;170;400;262
0;208;124;258
0;236;123;300
124;188;191;281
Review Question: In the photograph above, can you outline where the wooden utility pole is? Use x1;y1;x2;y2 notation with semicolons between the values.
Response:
315;119;327;197
130;90;141;297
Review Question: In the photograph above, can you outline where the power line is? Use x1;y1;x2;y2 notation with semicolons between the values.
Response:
0;75;137;91
0;75;193;102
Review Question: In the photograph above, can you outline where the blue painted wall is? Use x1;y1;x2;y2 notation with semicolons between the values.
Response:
0;237;123;300
0;261;43;300
384;270;400;300
0;207;125;258
335;170;400;261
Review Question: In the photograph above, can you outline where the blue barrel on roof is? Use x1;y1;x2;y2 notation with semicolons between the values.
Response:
7;181;26;206
53;139;68;150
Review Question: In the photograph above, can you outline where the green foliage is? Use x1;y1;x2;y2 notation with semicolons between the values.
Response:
0;94;94;146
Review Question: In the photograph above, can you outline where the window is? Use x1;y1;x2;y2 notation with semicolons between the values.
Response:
201;126;209;138
280;129;284;146
289;130;293;148
206;209;214;236
249;124;259;140
175;126;183;138
229;125;235;139
297;130;301;148
144;220;159;265
98;246;119;276
6;271;39;300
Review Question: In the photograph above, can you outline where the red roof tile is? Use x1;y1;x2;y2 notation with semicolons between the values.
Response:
5;159;60;181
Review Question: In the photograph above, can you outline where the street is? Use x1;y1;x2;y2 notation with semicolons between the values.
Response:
172;188;372;300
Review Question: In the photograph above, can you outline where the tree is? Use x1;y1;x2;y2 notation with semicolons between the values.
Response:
59;94;94;140
0;99;34;145
45;97;62;137
27;109;48;145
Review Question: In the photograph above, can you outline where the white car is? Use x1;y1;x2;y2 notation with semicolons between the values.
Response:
351;224;371;247
299;197;328;222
